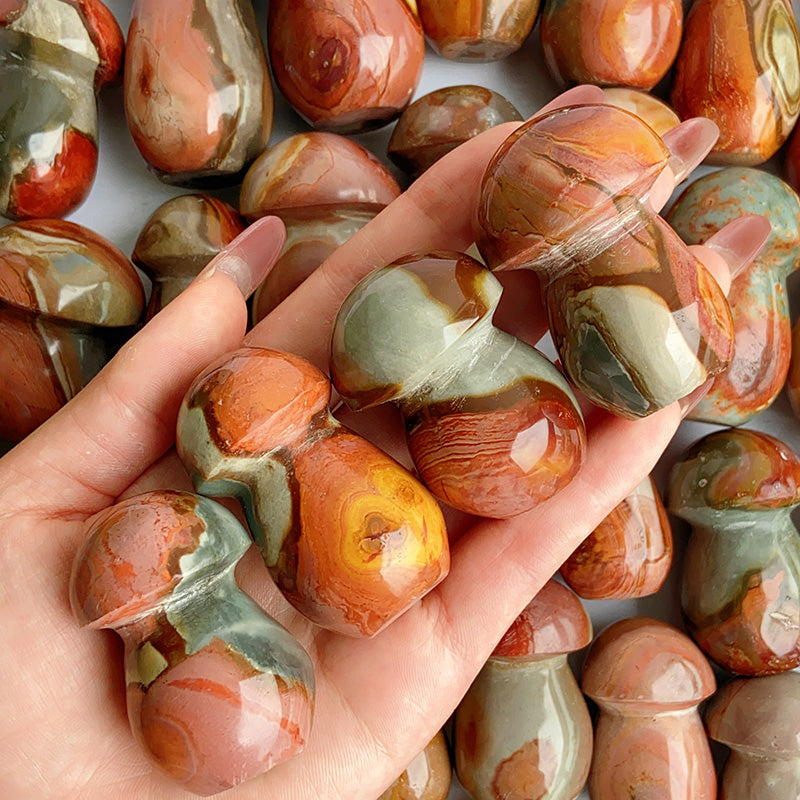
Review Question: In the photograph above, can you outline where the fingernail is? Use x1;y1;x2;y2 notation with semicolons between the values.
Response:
704;214;772;282
679;380;713;419
196;216;287;298
534;84;606;118
662;118;719;183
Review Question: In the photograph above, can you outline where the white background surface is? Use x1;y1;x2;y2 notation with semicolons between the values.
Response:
7;1;800;797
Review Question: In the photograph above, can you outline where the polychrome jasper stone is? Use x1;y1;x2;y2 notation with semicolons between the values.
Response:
671;0;800;165
560;475;672;600
786;122;800;192
70;490;314;796
0;218;144;441
176;346;449;637
132;194;246;321
668;428;800;676
417;0;540;62
268;0;424;133
387;85;522;178
705;672;800;800
379;732;452;800
475;103;735;419
601;87;680;136
455;580;593;800
540;0;682;89
125;0;272;185
239;132;400;223
667;168;800;425
330;251;586;519
581;617;717;800
0;0;123;219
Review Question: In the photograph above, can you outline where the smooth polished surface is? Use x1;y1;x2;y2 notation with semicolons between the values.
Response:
176;346;449;637
668;428;800;676
268;0;425;133
540;0;682;89
132;194;246;320
668;167;800;425
417;0;540;62
69;490;315;796
0;218;143;440
601;88;681;136
330;251;586;518
379;732;453;800
455;580;593;800
0;0;123;219
388;85;522;178
561;475;673;600
581;617;716;800
671;0;800;165
705;672;800;800
476;104;735;418
125;0;272;185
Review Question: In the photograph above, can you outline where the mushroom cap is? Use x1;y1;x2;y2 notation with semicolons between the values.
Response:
330;251;502;410
668;428;800;519
0;219;143;326
70;491;250;629
239;132;400;222
705;672;800;757
581;617;715;710
491;579;592;659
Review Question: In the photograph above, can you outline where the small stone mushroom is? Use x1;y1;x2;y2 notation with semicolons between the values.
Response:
455;579;593;800
581;617;717;800
705;672;800;799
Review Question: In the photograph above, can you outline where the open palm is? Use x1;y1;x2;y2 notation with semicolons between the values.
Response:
0;87;704;799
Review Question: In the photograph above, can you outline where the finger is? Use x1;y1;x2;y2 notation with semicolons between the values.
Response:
3;217;286;518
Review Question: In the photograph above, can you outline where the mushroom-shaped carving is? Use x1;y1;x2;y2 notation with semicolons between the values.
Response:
379;731;452;800
268;0;424;133
388;85;522;178
705;672;800;799
455;580;593;800
475;103;740;418
581;617;717;799
124;0;272;185
69;490;315;796
239;132;400;322
176;346;449;637
132;194;246;321
668;428;800;675
561;475;672;599
0;0;123;219
330;251;586;518
0;218;144;441
668;168;800;425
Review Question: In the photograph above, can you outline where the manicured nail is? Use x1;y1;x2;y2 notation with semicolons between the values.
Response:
535;84;606;118
703;214;772;283
196;216;286;298
662;118;719;184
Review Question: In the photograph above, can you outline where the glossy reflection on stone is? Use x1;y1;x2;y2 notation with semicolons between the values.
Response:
176;347;449;637
581;617;717;800
0;218;144;441
705;672;800;799
379;731;452;800
125;0;272;185
668;168;800;425
560;475;672;600
668;428;800;676
268;0;424;133
0;0;123;219
417;0;540;61
70;490;314;796
671;0;800;165
388;85;522;178
132;194;246;321
330;252;586;519
455;580;593;800
540;0;682;89
475;103;735;419
601;88;681;136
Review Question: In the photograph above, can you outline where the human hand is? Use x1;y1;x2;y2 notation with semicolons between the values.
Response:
0;86;747;799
